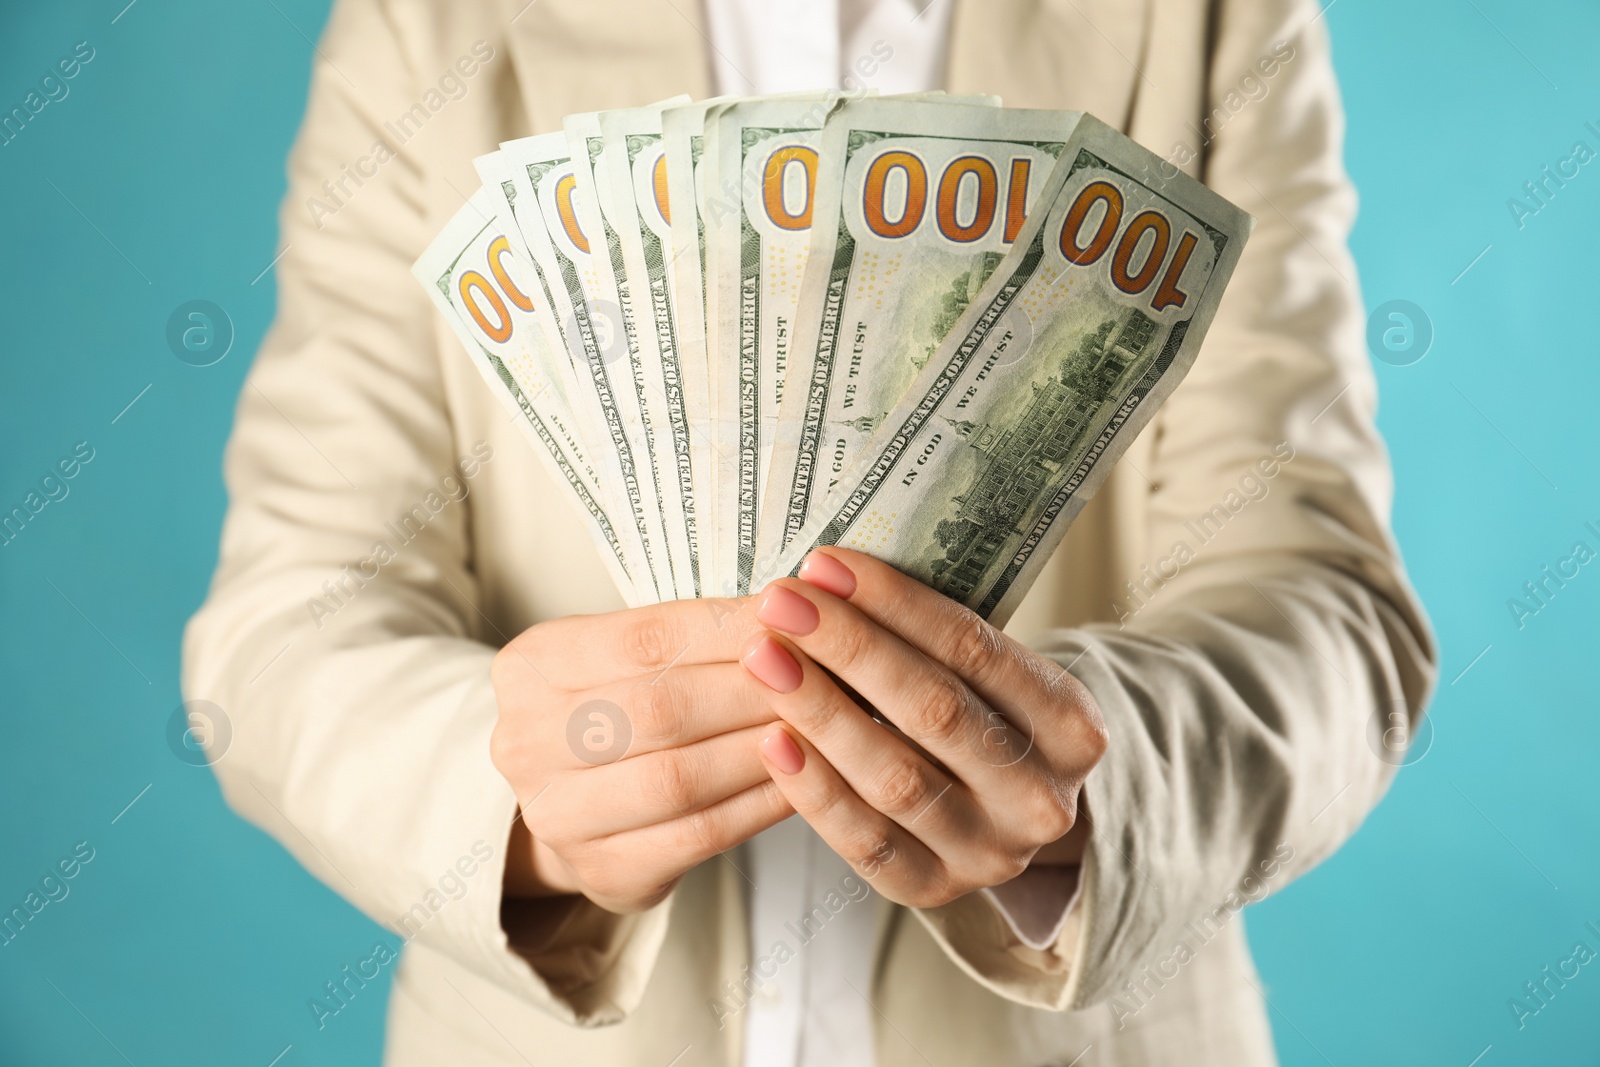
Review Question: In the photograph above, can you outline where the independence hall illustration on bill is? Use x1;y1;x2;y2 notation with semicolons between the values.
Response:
930;307;1159;599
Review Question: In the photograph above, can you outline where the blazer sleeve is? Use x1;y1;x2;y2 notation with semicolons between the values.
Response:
181;0;668;1026
912;0;1437;1008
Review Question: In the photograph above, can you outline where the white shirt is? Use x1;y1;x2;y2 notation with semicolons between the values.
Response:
699;3;1081;1065
704;0;954;100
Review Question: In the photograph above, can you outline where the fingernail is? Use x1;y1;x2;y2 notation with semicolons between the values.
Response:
760;725;806;775
743;635;804;694
756;585;820;636
799;550;857;599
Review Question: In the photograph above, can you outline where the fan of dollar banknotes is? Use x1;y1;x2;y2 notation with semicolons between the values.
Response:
413;93;1252;626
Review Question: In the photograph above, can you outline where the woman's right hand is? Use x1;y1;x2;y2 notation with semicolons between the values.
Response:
489;596;791;914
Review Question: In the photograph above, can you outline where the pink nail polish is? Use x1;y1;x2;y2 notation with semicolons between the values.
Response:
756;585;820;636
760;726;806;775
743;635;804;694
799;550;857;599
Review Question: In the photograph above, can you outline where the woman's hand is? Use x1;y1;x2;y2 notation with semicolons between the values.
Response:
489;598;790;914
741;547;1108;909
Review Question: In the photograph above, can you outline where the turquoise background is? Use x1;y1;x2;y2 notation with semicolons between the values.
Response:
1;2;1595;1064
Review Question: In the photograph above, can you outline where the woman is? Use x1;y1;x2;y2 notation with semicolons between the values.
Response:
185;0;1434;1062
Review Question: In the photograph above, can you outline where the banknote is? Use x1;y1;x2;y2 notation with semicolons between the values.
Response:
702;93;995;591
759;99;1083;559
705;93;848;594
594;104;706;596
660;97;735;592
760;114;1253;627
659;92;917;593
566;104;697;598
412;188;643;604
487;133;675;600
475;152;593;395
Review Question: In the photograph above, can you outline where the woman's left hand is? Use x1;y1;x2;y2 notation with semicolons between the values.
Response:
740;547;1109;909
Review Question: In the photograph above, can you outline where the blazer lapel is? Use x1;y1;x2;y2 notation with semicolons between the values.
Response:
496;0;713;135
947;0;1152;130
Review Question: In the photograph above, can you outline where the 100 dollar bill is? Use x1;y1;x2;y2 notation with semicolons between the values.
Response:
706;94;845;594
761;115;1253;627
661;97;735;593
703;93;975;592
412;188;643;603
486;133;675;600
761;99;1083;557
597;104;705;595
567;104;697;598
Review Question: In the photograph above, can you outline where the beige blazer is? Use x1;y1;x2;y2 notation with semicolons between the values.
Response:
184;0;1436;1063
